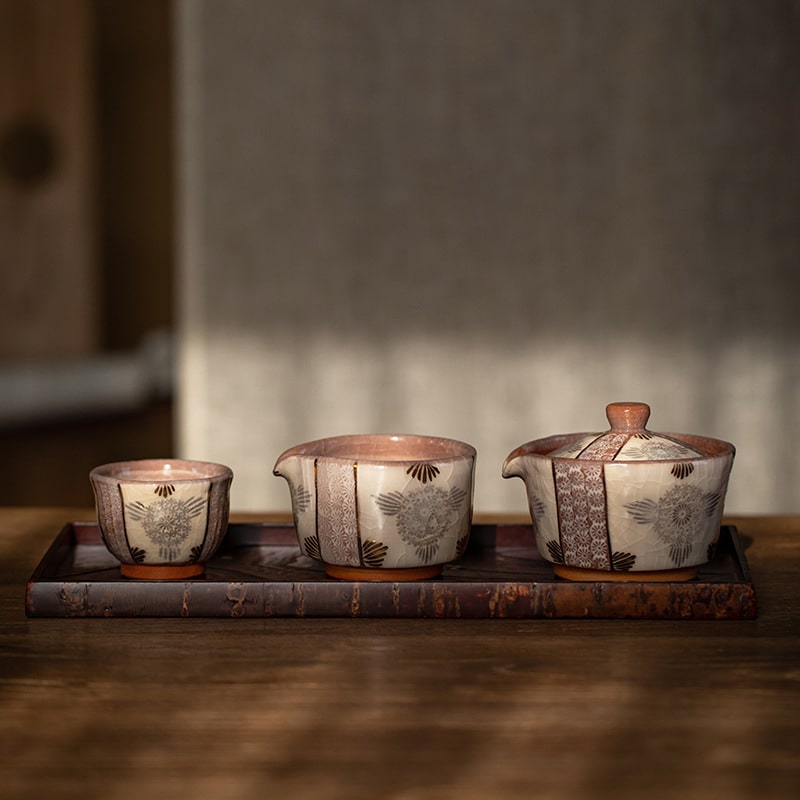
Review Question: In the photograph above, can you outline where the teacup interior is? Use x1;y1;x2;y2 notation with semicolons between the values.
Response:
290;434;474;462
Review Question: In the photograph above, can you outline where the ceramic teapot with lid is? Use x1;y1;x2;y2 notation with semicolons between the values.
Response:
502;402;735;581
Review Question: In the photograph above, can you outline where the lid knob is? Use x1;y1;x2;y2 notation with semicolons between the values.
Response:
606;402;651;433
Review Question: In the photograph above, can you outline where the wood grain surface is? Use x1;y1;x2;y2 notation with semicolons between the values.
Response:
2;509;799;799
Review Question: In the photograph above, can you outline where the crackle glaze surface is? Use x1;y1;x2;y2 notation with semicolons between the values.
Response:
503;403;735;575
274;435;476;571
90;459;233;567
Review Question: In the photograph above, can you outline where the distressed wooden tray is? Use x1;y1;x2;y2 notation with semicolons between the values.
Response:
25;522;756;619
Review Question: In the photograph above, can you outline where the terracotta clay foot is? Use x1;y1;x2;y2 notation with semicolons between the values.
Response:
324;564;444;582
553;564;699;582
120;563;206;580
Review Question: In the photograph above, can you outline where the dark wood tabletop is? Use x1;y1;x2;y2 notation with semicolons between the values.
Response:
2;508;799;799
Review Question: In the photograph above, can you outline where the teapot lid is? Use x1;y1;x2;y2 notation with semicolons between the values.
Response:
549;402;707;462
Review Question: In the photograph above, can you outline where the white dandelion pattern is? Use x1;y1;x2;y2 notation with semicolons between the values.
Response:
125;495;207;561
374;484;467;563
619;439;703;461
626;483;721;566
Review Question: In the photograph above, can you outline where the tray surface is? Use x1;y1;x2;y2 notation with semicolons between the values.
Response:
25;523;756;619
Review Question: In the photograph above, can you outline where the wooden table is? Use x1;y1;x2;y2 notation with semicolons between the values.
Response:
2;509;799;799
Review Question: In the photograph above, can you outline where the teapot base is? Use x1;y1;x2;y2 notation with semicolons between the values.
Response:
553;563;699;583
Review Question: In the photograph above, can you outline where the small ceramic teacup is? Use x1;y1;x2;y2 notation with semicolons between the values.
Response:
90;458;233;579
274;434;476;581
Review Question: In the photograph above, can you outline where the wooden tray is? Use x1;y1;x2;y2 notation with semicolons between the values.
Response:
25;522;756;619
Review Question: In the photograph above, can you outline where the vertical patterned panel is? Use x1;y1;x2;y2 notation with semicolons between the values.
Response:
89;477;126;553
315;459;360;566
553;461;612;570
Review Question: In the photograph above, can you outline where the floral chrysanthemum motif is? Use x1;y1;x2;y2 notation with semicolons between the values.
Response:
611;551;637;571
528;495;546;525
129;546;147;564
671;462;695;480
155;484;176;498
292;484;312;514
406;463;440;484
361;539;389;568
125;495;207;561
302;534;322;560
546;539;564;564
622;441;699;461
374;485;467;563
626;484;721;566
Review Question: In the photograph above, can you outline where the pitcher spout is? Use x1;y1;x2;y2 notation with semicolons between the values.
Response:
501;447;529;480
272;449;302;485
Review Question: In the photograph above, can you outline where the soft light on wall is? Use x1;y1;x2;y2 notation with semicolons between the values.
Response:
175;1;800;513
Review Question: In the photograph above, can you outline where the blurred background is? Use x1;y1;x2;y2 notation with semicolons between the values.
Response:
1;0;798;514
1;0;173;506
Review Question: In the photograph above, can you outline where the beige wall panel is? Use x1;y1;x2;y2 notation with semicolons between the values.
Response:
177;1;800;514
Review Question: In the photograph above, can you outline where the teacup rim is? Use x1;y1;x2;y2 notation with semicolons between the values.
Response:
90;458;233;483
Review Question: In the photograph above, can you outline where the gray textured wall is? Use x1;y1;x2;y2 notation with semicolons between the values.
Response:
176;0;800;513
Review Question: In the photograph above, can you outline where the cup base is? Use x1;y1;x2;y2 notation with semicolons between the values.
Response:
324;563;444;582
553;563;699;583
120;563;206;580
